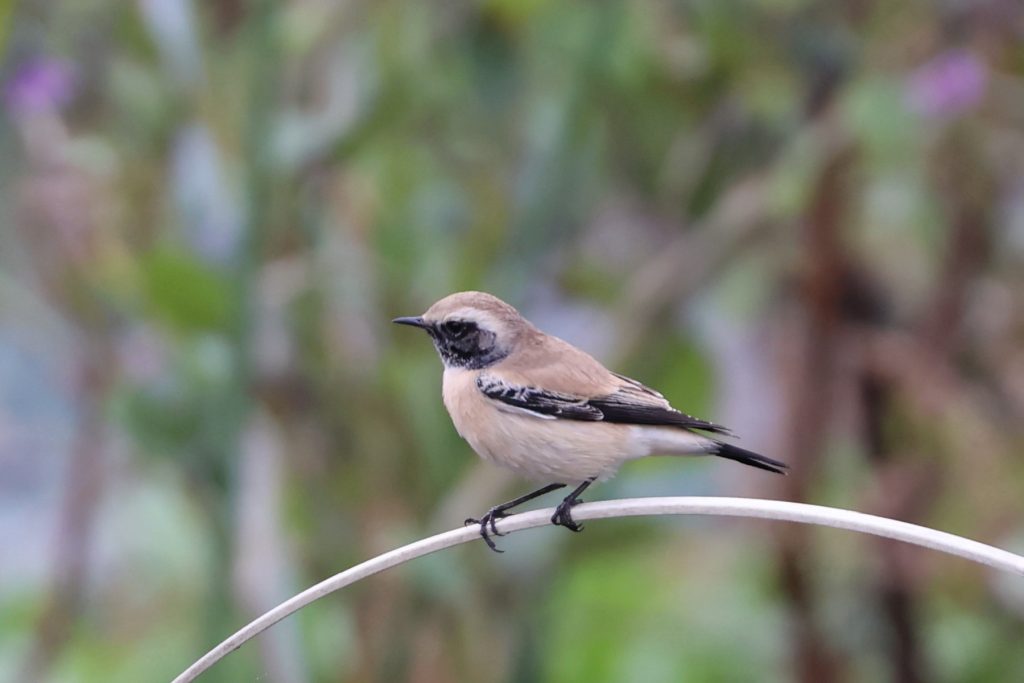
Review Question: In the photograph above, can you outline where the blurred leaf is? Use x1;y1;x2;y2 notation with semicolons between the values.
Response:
140;247;233;332
843;76;919;163
0;0;13;56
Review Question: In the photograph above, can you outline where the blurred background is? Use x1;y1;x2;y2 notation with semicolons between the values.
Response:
2;1;1024;681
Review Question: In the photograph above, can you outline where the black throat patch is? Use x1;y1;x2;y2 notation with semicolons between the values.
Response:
429;325;508;369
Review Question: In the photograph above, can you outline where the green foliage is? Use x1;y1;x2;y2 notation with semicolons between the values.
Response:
2;0;1022;681
542;543;783;682
139;247;233;333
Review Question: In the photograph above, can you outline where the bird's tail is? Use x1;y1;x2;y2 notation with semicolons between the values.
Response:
709;441;788;475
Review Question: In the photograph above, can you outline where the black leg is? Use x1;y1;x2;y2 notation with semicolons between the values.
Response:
551;478;595;533
466;483;567;552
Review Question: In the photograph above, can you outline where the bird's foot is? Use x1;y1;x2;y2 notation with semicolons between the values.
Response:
464;506;509;553
551;497;584;532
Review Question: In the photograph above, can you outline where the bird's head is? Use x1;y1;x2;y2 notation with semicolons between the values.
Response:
393;291;529;369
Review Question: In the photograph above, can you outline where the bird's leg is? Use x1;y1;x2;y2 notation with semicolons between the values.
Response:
465;483;567;552
551;478;595;533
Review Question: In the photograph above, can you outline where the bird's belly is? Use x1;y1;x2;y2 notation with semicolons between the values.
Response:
464;413;640;483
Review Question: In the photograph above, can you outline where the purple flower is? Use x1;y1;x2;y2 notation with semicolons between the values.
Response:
906;50;989;118
4;59;75;117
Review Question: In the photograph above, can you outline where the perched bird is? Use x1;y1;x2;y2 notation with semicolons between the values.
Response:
394;291;786;551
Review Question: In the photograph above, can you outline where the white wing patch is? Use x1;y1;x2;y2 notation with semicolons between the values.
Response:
493;402;558;420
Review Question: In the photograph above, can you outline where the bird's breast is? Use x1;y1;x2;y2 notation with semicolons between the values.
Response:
441;367;484;441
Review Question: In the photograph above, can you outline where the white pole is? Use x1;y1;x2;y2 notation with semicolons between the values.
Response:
172;497;1024;683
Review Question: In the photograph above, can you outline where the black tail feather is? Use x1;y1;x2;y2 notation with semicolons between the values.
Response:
711;442;788;475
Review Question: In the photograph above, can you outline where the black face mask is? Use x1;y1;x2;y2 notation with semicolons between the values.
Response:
429;319;509;369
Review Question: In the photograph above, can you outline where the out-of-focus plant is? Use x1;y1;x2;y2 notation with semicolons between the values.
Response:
1;1;1023;682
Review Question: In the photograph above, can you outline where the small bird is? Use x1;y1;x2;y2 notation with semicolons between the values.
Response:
394;291;786;551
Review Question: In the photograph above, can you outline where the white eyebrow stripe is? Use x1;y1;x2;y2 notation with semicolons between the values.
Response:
446;307;501;327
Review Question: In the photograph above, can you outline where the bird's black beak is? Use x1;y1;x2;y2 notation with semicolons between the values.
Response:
392;316;430;329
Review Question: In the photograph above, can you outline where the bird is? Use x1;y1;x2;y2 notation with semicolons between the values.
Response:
393;291;786;551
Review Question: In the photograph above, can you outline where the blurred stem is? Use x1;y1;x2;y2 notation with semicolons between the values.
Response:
858;365;935;683
18;335;111;683
775;127;855;683
199;0;281;671
233;0;279;385
919;131;993;357
201;493;242;681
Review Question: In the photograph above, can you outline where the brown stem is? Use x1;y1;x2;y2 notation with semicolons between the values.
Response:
774;130;855;683
17;336;111;683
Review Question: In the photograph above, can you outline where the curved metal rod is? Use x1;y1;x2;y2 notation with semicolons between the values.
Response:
172;497;1024;683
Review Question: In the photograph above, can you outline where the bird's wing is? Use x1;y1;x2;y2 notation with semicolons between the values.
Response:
597;372;731;434
475;374;603;420
477;369;731;435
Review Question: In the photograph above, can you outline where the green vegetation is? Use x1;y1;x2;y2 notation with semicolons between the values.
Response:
1;1;1022;681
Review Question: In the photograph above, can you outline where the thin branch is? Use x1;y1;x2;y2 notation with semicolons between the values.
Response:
172;497;1024;683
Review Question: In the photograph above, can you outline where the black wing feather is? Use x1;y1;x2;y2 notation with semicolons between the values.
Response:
588;395;731;434
475;375;602;420
476;375;730;434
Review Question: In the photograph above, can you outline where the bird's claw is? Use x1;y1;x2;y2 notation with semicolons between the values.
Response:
465;507;509;553
551;498;584;532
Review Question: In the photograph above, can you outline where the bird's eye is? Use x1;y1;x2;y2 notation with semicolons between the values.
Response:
443;320;470;337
